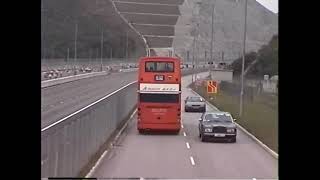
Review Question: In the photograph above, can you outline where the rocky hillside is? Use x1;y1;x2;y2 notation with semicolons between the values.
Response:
173;0;278;62
41;0;146;59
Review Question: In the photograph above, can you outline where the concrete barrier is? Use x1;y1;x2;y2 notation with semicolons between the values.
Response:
41;71;110;88
119;68;139;72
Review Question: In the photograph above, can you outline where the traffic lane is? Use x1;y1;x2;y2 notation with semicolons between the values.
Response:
181;89;278;179
41;72;137;128
41;69;206;128
92;72;210;178
92;114;197;178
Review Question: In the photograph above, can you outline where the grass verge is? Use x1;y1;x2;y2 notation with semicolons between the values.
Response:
190;82;278;153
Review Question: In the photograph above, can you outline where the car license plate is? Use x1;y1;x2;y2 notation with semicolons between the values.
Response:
214;133;225;137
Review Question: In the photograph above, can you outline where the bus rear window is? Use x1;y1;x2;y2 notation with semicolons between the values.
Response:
140;94;179;103
145;62;174;72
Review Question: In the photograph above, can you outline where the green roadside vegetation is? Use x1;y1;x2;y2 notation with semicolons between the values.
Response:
190;82;278;153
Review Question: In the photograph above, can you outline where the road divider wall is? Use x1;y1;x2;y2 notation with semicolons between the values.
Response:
41;71;110;88
41;68;208;177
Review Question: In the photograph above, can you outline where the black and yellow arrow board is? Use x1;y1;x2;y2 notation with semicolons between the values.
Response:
207;80;217;94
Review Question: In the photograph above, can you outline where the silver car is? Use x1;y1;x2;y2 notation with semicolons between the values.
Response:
198;112;237;143
184;96;206;112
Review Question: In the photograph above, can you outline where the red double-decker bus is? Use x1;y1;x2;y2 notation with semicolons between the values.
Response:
137;56;181;134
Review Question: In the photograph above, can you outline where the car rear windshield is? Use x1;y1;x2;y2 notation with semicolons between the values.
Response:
140;93;179;103
145;62;174;72
204;114;232;122
188;97;202;102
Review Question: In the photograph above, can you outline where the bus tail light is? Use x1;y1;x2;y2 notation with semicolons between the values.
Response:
178;113;181;116
177;108;180;111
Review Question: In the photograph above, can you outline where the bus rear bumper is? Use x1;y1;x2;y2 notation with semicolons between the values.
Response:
138;123;181;131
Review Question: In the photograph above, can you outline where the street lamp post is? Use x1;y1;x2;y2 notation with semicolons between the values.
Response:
74;21;78;75
239;0;248;118
210;4;215;78
100;29;104;71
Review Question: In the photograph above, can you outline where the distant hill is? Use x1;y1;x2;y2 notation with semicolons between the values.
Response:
174;0;278;61
41;0;146;59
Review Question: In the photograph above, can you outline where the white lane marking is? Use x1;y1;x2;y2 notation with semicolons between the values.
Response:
120;12;179;16
190;156;195;165
181;124;184;128
60;101;64;104
186;142;190;149
183;132;187;136
42;81;137;131
252;178;256;180
85;150;108;178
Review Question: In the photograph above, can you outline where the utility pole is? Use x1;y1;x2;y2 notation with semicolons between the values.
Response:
89;48;92;68
100;29;104;71
222;51;224;61
126;31;129;60
110;47;113;61
210;4;215;78
67;48;69;62
192;35;195;82
205;50;207;62
240;0;248;118
74;21;78;75
187;50;189;63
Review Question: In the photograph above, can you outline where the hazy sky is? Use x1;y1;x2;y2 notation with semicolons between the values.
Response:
256;0;278;13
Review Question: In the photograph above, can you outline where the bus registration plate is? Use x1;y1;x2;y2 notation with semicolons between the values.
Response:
155;75;164;81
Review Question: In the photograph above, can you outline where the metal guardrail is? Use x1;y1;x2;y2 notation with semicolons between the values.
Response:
41;68;209;177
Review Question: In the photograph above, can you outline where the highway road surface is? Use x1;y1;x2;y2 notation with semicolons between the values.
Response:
91;72;278;179
41;69;207;129
41;71;137;128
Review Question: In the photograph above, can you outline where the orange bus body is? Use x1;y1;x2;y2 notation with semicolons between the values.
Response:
137;56;181;133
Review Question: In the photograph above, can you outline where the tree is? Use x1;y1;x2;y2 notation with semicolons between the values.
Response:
231;35;278;78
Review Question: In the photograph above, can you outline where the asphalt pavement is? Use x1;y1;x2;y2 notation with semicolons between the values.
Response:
41;72;137;128
91;72;278;179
